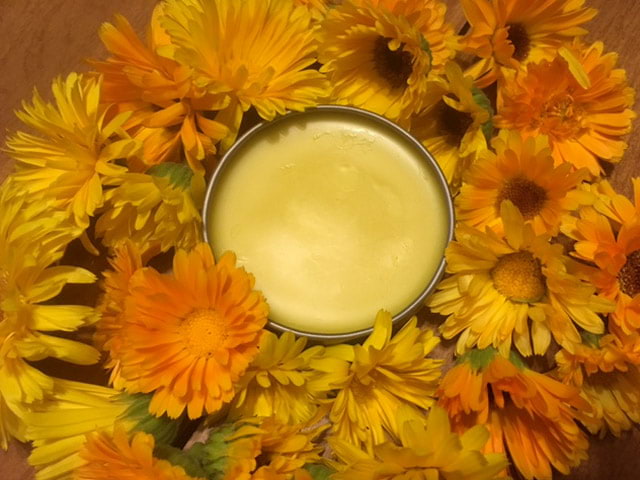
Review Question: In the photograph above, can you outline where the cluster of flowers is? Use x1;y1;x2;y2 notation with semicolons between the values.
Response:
0;0;638;479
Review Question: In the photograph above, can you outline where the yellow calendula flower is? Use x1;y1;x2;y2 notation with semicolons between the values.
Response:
26;382;179;480
228;330;327;425
561;179;640;333
93;11;230;173
427;201;613;357
25;381;132;480
312;310;442;451
294;0;330;21
330;405;508;480
76;426;199;480
438;349;589;480
495;41;636;177
6;73;140;229
160;0;328;123
318;0;458;125
107;243;268;419
460;0;596;86
95;163;205;254
556;334;640;437
250;416;325;479
0;180;99;449
456;131;591;236
410;62;492;190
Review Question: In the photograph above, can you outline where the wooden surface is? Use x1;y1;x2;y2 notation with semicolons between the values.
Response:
0;0;639;479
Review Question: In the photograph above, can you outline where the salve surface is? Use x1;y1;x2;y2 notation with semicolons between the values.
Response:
207;112;449;334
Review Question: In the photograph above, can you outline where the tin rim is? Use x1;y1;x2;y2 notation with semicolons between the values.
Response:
203;105;454;343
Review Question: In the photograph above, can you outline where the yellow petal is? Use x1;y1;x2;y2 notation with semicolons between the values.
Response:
559;46;591;89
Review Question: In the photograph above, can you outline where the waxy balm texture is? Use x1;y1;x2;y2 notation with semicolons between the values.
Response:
207;109;450;335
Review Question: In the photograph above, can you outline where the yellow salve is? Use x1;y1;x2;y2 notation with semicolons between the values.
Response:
207;110;450;335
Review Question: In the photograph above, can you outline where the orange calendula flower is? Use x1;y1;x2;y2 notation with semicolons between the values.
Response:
495;41;636;177
574;221;640;333
427;201;613;357
456;131;590;235
438;348;590;480
95;241;145;390
75;426;200;480
107;243;268;419
93;11;230;173
562;180;640;333
556;333;640;437
460;0;596;86
318;0;458;125
160;0;328;122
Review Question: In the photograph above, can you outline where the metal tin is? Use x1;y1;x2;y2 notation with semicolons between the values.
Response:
203;105;454;343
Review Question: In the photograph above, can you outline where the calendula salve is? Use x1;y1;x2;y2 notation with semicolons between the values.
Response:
204;106;453;341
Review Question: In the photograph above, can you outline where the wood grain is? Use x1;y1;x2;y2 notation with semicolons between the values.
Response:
0;1;639;479
586;0;640;198
0;0;157;182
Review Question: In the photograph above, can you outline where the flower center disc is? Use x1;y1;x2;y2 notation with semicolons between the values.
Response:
507;23;531;62
349;379;372;403
373;36;413;89
619;250;640;297
438;102;474;146
491;251;545;303
497;177;548;220
181;309;228;357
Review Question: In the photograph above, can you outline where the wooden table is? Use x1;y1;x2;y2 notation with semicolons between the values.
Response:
0;1;639;479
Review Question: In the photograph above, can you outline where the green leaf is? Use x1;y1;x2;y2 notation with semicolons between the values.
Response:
118;393;180;445
154;425;237;480
155;421;264;480
148;162;194;190
457;347;498;371
471;86;494;143
305;463;336;480
420;34;433;69
508;350;527;370
155;444;210;478
580;330;602;348
197;424;238;479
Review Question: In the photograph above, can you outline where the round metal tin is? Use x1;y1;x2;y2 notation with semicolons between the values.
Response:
203;105;454;343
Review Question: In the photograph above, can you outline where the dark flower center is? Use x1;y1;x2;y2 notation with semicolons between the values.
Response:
619;250;640;297
437;102;474;146
507;23;531;62
373;36;413;89
497;177;548;220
